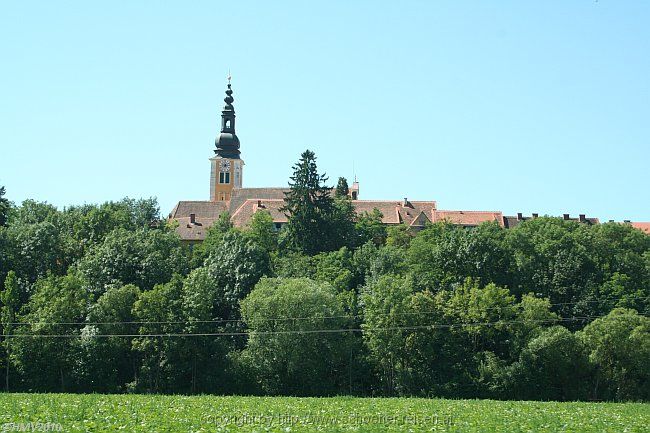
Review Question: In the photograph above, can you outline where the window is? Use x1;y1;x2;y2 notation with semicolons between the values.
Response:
225;119;231;129
219;172;231;184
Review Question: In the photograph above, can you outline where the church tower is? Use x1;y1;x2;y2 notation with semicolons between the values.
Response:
210;79;244;201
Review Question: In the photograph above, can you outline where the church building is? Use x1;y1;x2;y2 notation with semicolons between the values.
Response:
169;82;604;243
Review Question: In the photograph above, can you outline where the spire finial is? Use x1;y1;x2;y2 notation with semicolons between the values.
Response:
223;75;234;110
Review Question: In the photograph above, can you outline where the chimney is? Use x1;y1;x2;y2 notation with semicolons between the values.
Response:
257;200;263;208
532;213;539;218
403;198;409;207
579;214;586;222
517;212;523;221
189;213;196;224
563;214;570;220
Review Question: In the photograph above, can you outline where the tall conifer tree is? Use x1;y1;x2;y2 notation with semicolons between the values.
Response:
281;150;335;255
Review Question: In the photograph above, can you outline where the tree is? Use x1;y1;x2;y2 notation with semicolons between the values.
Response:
312;247;356;293
335;177;349;197
272;252;315;279
66;197;161;249
11;273;88;392
78;227;188;294
189;211;234;268
329;195;357;250
505;217;598;318
362;277;525;397
360;274;413;395
1;271;20;390
355;209;386;246
203;231;270;321
385;224;413;248
76;284;140;392
579;308;650;400
245;210;277;253
179;267;236;393
239;278;354;395
214;210;234;233
507;326;591;401
408;221;512;291
0;186;10;227
0;226;11;295
8;220;68;284
281;150;336;255
132;275;187;393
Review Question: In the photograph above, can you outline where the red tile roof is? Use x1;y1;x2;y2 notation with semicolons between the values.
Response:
631;222;650;234
352;200;436;226
231;199;288;227
169;195;441;241
433;210;504;227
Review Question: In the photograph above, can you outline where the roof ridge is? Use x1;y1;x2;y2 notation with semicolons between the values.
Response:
436;210;502;214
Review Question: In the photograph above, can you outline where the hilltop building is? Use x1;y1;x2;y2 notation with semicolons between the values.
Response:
169;82;648;243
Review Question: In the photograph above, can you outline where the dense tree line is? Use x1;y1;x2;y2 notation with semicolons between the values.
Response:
0;151;648;400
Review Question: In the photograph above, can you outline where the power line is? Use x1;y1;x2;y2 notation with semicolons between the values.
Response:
6;294;648;327
3;316;604;338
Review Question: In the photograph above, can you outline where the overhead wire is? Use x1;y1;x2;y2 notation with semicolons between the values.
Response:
1;315;618;338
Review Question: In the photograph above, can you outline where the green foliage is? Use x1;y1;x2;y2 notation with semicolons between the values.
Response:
361;277;568;398
176;268;237;393
281;150;355;254
360;274;414;394
7;219;69;284
386;224;413;248
506;326;591;401
203;231;270;321
353;242;407;286
580;308;650;401
65;197;160;248
408;221;512;290
131;275;186;393
312;247;356;292
245;210;278;253
189;211;234;268
1;271;20;390
335;176;349;197
2;394;649;433
239;278;354;395
76;284;140;392
8;200;58;225
272;252;315;279
11;273;88;392
78;227;187;293
0;190;648;400
355;208;387;246
0;186;9;227
329;196;358;250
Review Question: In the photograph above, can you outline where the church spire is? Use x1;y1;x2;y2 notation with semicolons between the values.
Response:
214;78;240;159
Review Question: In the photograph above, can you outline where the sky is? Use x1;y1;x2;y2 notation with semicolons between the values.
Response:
1;1;648;222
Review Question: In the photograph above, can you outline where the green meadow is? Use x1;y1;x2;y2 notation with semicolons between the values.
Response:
0;394;648;433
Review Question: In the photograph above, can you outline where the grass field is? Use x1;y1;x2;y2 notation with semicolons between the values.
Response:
0;394;648;432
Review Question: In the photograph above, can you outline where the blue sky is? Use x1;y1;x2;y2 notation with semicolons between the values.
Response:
1;1;648;221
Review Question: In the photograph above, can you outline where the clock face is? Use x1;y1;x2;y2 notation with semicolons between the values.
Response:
220;160;231;172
